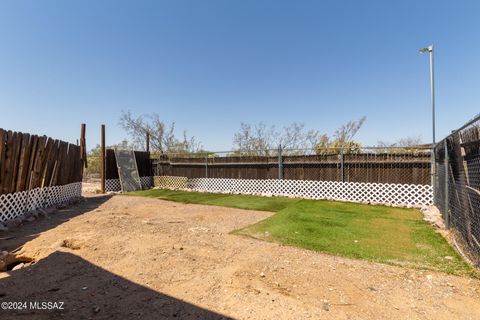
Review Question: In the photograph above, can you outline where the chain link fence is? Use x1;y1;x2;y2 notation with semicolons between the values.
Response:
434;114;480;261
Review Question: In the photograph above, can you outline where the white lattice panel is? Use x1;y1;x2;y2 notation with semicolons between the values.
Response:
0;182;82;223
140;176;153;189
186;178;433;207
154;176;188;189
106;177;156;192
105;179;121;192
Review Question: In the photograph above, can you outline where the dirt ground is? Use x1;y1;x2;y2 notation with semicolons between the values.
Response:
1;193;480;319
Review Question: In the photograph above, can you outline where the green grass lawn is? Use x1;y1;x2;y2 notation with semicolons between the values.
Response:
127;189;475;276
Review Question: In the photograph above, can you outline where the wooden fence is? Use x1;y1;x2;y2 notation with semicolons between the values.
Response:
104;149;431;185
151;152;431;185
0;129;83;195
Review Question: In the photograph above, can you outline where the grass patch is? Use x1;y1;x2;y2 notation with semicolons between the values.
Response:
127;189;296;212
127;189;475;276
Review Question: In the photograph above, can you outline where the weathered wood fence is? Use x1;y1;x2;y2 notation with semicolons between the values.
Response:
0;128;83;196
103;150;433;206
151;152;431;185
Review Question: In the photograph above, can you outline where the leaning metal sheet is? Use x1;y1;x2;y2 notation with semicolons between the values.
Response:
114;149;142;192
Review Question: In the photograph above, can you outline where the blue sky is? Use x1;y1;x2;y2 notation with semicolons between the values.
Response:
0;0;479;151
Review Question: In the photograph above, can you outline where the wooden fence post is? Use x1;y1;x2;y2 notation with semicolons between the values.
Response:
80;123;86;170
101;125;106;194
146;130;150;153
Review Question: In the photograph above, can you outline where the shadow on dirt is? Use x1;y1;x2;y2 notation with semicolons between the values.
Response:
0;195;112;253
0;251;231;319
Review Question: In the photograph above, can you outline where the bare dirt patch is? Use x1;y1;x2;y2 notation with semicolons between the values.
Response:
81;180;102;194
1;194;480;319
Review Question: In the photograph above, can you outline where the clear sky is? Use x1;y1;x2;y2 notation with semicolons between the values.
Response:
0;0;479;151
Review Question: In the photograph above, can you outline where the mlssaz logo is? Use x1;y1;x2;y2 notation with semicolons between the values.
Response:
29;301;65;310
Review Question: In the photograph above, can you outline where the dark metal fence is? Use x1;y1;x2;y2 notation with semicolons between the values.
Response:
434;114;480;260
105;149;152;179
152;147;431;185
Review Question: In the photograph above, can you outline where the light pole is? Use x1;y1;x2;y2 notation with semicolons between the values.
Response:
419;44;436;187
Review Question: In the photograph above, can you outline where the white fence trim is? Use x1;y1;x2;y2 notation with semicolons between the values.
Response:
105;178;122;192
185;178;433;207
108;176;433;207
106;176;155;192
0;182;82;223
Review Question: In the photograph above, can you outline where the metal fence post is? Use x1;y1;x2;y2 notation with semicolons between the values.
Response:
205;156;208;178
278;145;283;180
431;146;436;194
444;139;449;229
340;148;345;182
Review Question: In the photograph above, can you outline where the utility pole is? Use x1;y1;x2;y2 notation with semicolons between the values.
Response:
419;44;436;187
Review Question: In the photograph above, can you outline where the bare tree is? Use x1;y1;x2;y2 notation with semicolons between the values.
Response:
312;116;366;154
377;135;425;152
233;122;277;156
377;135;423;147
279;123;320;151
232;122;322;155
119;111;202;154
333;116;366;147
232;118;366;156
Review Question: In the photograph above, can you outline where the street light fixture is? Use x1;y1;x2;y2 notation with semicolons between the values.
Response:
419;44;435;187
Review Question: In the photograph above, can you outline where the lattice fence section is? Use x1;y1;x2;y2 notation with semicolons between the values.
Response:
140;176;154;189
153;176;188;189
106;179;121;192
106;176;156;192
186;178;433;207
0;182;82;223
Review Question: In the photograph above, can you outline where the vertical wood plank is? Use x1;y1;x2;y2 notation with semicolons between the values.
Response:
0;129;6;192
25;135;39;191
8;132;23;193
39;138;55;188
43;139;59;187
29;136;47;189
2;131;14;194
16;133;32;192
